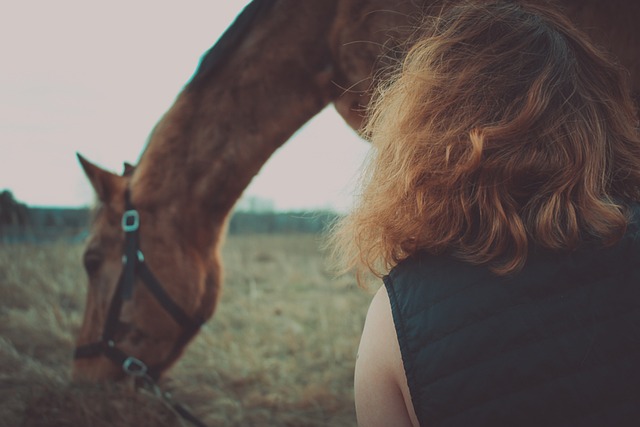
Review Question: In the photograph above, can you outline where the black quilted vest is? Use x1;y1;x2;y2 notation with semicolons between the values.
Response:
385;204;640;427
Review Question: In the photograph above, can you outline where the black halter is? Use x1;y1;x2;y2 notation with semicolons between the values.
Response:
74;190;203;380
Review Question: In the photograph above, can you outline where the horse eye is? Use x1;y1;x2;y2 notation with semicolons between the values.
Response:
83;250;103;276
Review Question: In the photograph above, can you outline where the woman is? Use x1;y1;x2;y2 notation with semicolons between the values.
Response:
331;1;640;426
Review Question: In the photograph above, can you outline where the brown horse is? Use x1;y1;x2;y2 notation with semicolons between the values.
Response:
73;0;640;382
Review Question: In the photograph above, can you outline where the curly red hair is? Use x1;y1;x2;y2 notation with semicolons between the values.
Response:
331;1;640;282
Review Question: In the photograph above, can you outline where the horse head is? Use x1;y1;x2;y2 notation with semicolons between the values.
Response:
72;154;220;382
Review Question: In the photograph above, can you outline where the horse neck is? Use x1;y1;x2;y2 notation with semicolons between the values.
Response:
130;1;341;252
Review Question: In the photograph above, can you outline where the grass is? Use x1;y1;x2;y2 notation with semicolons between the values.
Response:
0;234;374;427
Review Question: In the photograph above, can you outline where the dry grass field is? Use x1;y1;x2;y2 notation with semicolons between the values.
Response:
0;234;374;427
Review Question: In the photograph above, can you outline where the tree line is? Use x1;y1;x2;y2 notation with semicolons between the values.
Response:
0;191;340;242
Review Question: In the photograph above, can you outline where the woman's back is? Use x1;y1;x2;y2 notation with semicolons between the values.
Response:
386;203;640;426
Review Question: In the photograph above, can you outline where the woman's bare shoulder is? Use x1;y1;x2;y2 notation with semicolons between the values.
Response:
355;286;420;427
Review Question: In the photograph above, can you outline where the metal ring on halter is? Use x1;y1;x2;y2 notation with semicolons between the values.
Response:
122;210;140;232
122;356;149;377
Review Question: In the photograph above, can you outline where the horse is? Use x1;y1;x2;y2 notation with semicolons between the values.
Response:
72;0;640;382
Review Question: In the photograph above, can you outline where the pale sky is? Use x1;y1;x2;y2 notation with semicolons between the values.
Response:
0;1;370;212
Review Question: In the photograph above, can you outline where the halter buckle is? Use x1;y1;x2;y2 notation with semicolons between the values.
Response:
122;210;140;232
122;356;148;377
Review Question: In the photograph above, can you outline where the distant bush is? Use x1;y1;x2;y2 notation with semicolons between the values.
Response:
0;190;28;227
0;190;30;241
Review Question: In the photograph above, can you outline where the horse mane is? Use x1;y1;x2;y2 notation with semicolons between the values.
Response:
187;0;276;90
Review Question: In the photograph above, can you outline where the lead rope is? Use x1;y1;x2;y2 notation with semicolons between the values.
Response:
126;363;209;427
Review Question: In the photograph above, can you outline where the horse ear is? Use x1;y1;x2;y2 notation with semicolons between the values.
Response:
77;153;123;203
